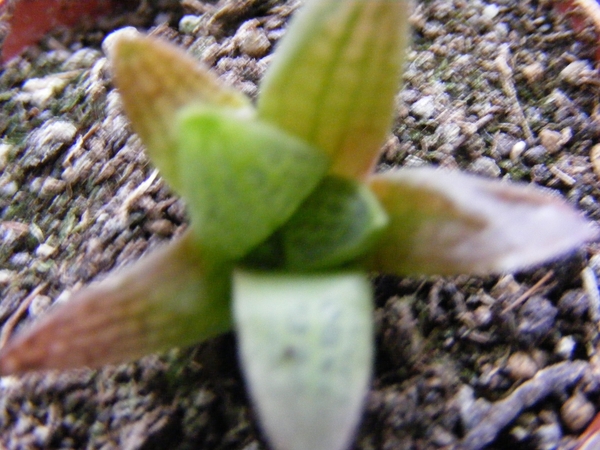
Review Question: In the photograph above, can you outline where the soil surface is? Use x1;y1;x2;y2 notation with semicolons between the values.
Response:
2;0;600;449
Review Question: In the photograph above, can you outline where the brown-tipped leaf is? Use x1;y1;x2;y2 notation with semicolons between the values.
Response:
109;31;252;191
366;168;599;275
0;231;231;374
257;0;410;179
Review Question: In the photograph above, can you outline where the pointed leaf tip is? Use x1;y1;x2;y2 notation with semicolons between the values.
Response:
0;232;231;374
367;168;599;275
257;0;411;179
234;269;373;450
108;30;251;191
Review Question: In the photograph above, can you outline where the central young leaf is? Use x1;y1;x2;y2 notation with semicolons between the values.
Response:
176;106;329;260
245;176;389;270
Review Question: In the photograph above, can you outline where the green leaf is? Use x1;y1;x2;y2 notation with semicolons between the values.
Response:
0;231;231;374
366;168;600;275
177;106;329;261
233;269;373;450
257;0;410;179
245;176;389;270
110;31;252;191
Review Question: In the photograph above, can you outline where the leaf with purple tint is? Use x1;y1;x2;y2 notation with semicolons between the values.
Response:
366;168;599;275
0;231;231;374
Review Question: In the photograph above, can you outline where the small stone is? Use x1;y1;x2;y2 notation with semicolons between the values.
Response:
494;133;518;157
403;155;427;167
561;392;594;432
16;73;73;106
1;221;31;246
0;180;18;196
411;96;436;119
539;128;570;155
179;15;203;35
40;177;66;197
557;290;588;319
517;296;557;346
0;270;15;284
29;223;44;243
145;219;175;236
590;144;600;179
381;135;402;159
535;422;562;450
54;290;73;305
102;27;140;58
473;305;492;328
523;145;547;165
35;243;57;258
494;22;509;39
581;195;597;211
437;122;462;147
555;336;576;360
29;177;44;193
456;385;492;431
0;375;20;389
0;143;12;171
482;4;500;20
560;60;594;85
590;254;600;274
510;425;529;443
28;295;52;318
505;351;538;381
467;156;501;178
510;140;527;162
431;425;455;446
235;19;271;58
33;424;51;446
63;48;102;70
400;89;420;103
491;274;522;298
24;120;77;168
9;252;31;267
522;62;545;84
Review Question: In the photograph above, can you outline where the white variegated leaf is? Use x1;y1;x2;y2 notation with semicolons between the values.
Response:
234;269;373;450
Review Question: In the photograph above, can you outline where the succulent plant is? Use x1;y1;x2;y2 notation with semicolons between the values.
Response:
0;1;597;449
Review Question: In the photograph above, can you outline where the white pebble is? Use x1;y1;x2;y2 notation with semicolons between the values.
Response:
411;96;436;119
0;143;12;171
102;27;140;58
35;243;57;259
482;4;500;20
179;15;203;35
555;336;576;360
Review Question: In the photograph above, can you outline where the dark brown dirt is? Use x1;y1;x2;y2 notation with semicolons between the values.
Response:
2;0;600;449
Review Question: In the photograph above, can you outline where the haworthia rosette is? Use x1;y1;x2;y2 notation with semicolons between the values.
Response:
110;31;252;191
233;270;373;450
258;0;410;179
176;106;329;260
0;231;231;374
367;168;599;275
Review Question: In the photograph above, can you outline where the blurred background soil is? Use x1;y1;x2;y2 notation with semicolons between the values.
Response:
2;0;600;448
